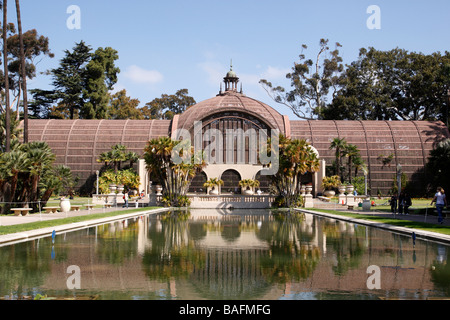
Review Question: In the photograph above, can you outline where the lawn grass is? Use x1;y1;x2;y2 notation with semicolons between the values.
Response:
310;208;450;236
0;207;161;236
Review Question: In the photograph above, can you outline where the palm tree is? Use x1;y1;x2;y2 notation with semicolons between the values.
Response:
204;177;224;194
20;141;55;205
144;136;205;207
329;137;347;181
342;143;360;183
14;0;28;143
269;134;320;207
1;149;28;204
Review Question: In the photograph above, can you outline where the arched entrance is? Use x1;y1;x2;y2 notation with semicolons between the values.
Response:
189;171;207;194
255;170;271;194
221;169;241;194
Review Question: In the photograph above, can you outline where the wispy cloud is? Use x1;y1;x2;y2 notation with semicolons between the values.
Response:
123;65;164;84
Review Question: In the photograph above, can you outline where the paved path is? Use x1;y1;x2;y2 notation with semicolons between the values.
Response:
0;206;144;227
351;209;450;226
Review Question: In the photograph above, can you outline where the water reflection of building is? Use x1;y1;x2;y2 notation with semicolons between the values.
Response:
35;214;450;300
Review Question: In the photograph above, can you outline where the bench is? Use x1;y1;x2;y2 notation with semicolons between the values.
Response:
347;205;354;210
11;208;33;216
70;205;82;211
85;204;95;210
103;203;114;208
43;207;59;213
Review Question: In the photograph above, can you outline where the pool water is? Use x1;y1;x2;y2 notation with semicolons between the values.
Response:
0;209;449;300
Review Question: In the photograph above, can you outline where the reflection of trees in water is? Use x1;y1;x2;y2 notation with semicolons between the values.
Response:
258;217;320;283
0;239;55;298
142;214;205;282
95;220;140;265
323;220;367;276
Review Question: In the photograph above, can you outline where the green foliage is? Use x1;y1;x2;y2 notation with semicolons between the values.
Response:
97;144;139;173
260;39;344;120
352;176;367;195
36;41;119;120
161;195;191;208
141;89;196;120
322;175;341;190
98;169;139;194
424;138;450;195
324;47;450;122
203;178;223;188
269;134;320;208
238;179;260;189
81;47;120;119
0;127;75;212
144;136;206;207
108;89;143;120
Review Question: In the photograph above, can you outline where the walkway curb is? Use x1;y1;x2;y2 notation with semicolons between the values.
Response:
0;207;170;247
295;208;450;245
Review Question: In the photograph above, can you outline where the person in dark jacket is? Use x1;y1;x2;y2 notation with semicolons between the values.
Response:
390;194;398;214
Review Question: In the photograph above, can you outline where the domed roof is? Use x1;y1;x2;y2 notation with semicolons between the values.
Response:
226;69;237;78
175;91;287;134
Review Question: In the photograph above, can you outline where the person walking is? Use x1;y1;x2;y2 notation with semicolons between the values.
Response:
431;187;447;224
123;190;129;208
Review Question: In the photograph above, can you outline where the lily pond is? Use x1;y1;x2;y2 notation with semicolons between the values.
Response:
1;208;449;300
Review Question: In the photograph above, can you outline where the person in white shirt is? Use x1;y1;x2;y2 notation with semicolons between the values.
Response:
431;187;447;224
123;191;129;208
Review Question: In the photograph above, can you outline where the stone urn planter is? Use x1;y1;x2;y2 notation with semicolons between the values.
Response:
155;185;163;196
338;185;346;194
243;188;254;195
323;190;336;198
109;184;117;194
209;187;219;195
362;199;371;211
305;185;313;195
60;198;71;213
117;185;124;194
300;185;306;195
346;185;354;194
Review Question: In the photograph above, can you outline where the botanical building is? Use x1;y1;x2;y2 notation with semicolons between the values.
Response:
26;67;450;196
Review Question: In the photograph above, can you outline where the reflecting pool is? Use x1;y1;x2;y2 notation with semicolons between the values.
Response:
1;209;449;300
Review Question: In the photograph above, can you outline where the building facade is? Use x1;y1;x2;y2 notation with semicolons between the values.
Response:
26;67;450;196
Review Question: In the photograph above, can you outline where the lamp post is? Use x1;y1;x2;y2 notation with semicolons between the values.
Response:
96;170;99;195
396;164;402;216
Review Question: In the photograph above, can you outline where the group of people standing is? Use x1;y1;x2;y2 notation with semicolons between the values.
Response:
390;192;412;215
390;187;447;224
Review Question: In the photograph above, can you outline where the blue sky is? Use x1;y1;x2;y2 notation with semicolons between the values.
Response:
17;0;450;119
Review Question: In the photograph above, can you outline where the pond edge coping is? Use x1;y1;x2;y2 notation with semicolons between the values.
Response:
0;207;170;247
295;208;450;246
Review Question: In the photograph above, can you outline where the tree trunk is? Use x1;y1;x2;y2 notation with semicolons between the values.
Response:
15;0;28;142
3;0;10;152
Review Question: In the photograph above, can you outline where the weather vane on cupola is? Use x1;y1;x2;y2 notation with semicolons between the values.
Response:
219;60;243;95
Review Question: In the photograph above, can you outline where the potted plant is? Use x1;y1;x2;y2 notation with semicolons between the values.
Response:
239;179;260;195
321;175;341;198
203;178;224;195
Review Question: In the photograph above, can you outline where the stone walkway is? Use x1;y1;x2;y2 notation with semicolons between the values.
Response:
0;205;142;227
